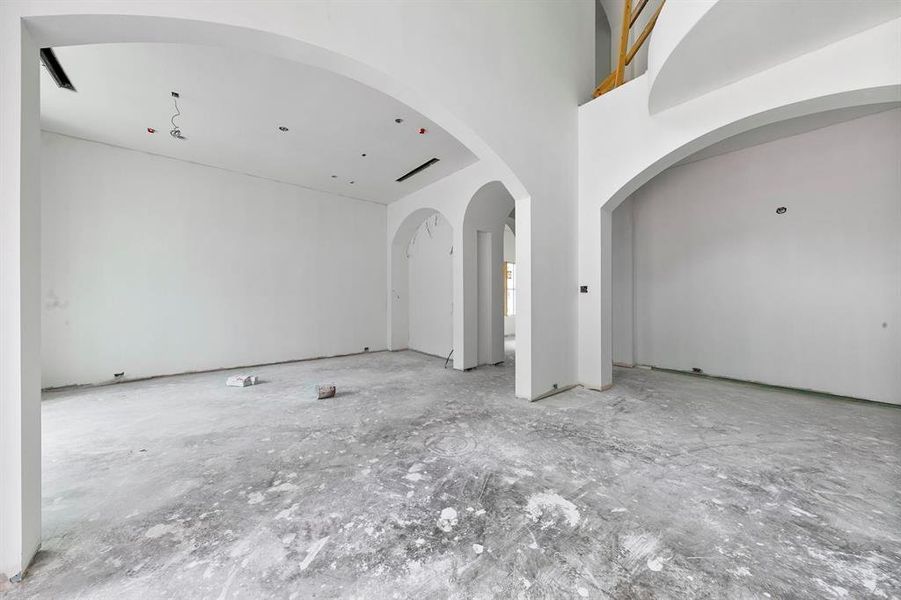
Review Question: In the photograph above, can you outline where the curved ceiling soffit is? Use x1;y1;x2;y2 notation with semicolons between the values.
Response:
602;84;901;213
647;0;901;114
25;12;529;205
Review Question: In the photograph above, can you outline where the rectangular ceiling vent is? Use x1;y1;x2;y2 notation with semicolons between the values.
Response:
40;48;76;91
396;157;440;182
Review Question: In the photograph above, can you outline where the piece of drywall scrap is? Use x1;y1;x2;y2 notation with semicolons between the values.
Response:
226;375;258;387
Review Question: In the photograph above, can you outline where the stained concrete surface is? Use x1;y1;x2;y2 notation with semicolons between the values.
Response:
4;341;900;599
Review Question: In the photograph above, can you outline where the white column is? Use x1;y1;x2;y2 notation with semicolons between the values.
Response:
514;196;532;399
600;206;614;388
578;202;611;390
612;198;635;366
0;21;42;580
459;225;478;369
452;224;467;370
489;225;505;365
476;231;492;365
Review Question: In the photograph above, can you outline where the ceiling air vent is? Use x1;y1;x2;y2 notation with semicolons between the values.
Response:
396;158;440;182
40;48;76;91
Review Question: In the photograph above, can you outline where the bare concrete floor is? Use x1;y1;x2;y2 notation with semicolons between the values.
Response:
4;342;900;599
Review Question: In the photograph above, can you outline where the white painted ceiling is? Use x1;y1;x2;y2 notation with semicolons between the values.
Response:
675;103;901;167
649;0;901;112
40;43;478;204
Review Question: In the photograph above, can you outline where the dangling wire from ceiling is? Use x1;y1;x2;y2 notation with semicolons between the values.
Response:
169;95;186;140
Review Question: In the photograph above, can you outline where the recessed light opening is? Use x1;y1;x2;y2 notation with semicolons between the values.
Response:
40;48;76;91
396;158;440;182
278;126;289;132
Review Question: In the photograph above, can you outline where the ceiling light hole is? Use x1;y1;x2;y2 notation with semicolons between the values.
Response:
331;175;337;179
349;181;355;184
278;126;289;132
147;128;156;134
395;118;404;124
361;153;367;157
776;207;787;214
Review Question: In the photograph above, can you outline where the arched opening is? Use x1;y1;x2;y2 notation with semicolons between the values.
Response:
389;208;454;361
581;83;901;392
1;10;536;580
461;182;517;372
605;103;901;402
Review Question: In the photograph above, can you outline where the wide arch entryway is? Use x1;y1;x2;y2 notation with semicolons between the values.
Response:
0;9;534;579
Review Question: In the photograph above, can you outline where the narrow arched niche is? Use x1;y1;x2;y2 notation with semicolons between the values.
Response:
389;208;454;359
461;181;516;369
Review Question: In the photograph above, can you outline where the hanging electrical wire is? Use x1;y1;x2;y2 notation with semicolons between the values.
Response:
169;93;187;140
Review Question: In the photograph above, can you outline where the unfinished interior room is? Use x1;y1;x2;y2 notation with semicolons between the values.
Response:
1;1;899;598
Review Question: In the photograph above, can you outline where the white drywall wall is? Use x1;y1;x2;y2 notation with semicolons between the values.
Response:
622;108;901;404
611;198;633;365
504;225;516;336
41;133;387;388
407;213;453;358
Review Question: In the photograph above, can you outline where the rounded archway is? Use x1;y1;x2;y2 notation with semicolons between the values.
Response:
3;7;537;579
389;208;454;360
578;13;901;391
460;181;516;371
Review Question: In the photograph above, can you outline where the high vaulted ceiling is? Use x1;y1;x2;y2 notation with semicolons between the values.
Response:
40;43;478;204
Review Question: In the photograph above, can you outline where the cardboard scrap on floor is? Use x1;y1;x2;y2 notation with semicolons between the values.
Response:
227;375;258;387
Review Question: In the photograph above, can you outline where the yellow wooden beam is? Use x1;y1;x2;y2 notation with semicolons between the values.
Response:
614;0;633;86
592;72;616;98
625;0;666;66
629;0;651;27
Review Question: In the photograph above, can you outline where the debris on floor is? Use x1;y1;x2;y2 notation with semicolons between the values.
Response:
226;375;258;387
317;384;336;399
31;349;901;599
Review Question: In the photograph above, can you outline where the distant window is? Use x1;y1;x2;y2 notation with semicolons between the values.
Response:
504;262;516;317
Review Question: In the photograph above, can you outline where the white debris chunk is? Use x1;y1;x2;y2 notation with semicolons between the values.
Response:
227;375;258;387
